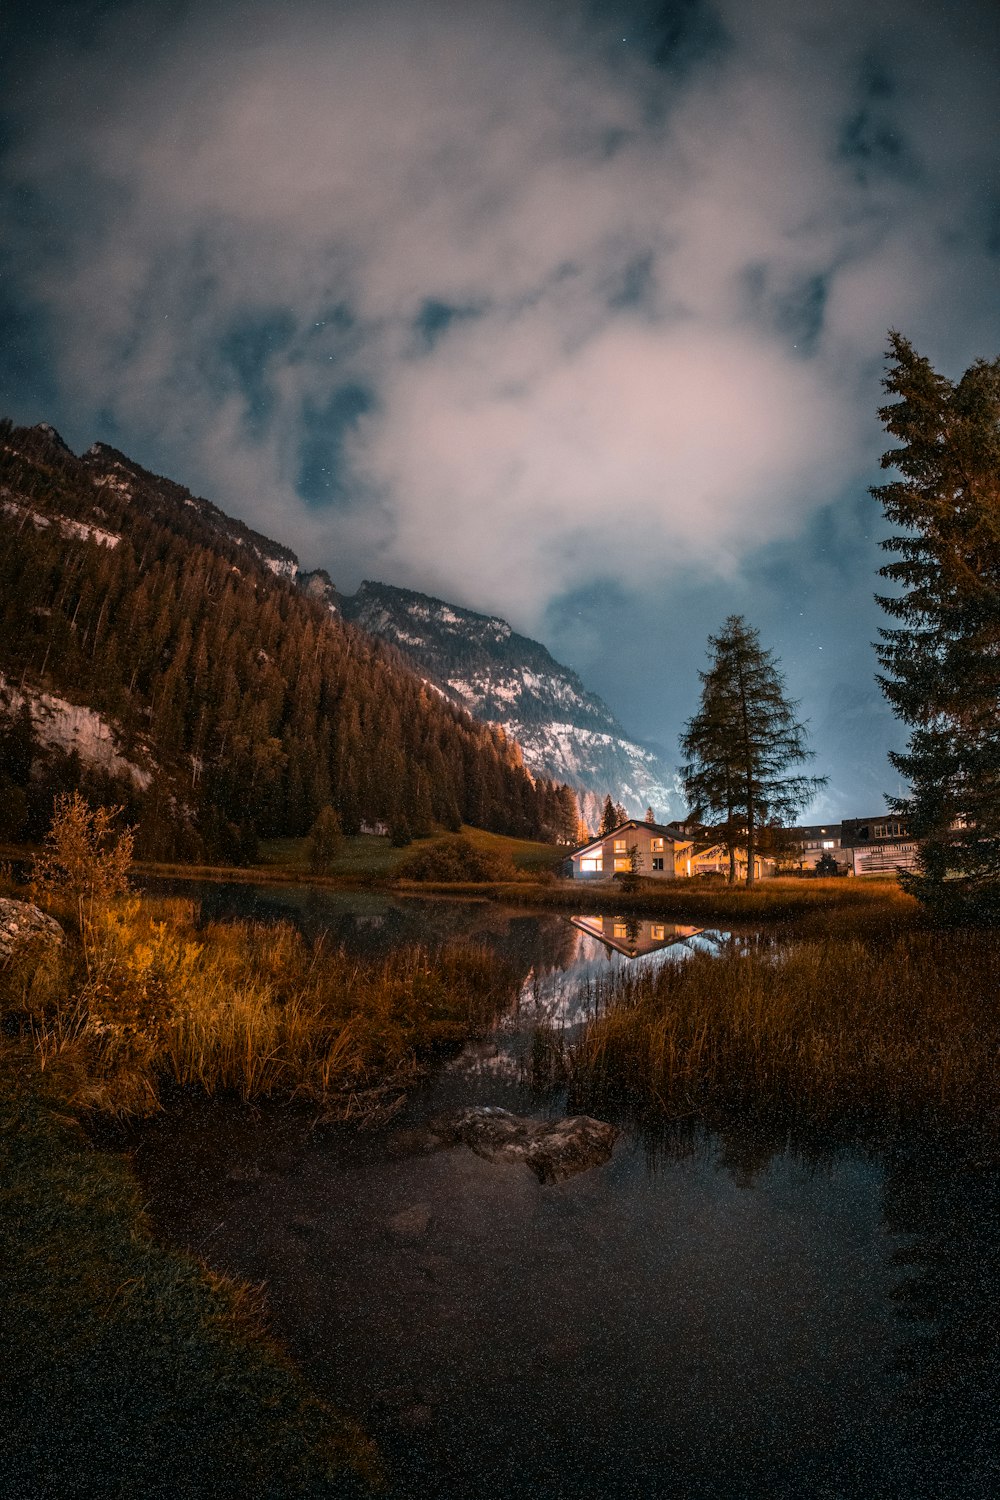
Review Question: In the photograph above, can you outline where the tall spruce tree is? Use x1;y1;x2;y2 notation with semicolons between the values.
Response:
873;332;1000;917
680;616;825;885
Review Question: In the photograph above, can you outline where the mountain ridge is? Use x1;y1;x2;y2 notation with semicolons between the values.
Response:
2;421;677;828
340;580;678;820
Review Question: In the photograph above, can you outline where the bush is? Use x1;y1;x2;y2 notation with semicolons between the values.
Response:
31;791;133;927
394;834;517;883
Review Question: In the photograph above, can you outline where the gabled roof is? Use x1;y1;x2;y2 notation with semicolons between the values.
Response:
569;819;689;860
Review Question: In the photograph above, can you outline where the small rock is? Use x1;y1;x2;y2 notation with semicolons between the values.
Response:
0;898;64;966
388;1204;432;1239
429;1106;618;1184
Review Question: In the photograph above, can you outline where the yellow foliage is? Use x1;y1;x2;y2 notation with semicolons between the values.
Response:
18;895;515;1119
32;792;134;927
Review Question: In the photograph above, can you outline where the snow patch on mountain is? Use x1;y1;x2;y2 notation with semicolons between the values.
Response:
342;581;679;820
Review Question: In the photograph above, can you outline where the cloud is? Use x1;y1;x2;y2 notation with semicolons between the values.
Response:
1;0;999;807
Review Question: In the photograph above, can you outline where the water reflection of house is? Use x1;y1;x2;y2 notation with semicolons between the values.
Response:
570;914;702;958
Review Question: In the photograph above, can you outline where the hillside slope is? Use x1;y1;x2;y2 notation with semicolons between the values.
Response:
0;421;567;856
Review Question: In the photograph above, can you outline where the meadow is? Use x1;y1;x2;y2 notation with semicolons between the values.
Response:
244;825;560;883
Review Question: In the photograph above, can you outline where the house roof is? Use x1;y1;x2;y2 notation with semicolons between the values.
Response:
569;819;689;860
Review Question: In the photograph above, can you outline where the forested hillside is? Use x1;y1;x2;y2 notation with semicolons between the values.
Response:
0;421;574;858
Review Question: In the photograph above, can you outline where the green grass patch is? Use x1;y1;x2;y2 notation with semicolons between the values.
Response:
258;834;404;879
149;825;565;886
0;1042;378;1500
454;825;565;873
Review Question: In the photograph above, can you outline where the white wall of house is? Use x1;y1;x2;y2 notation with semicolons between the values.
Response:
572;824;678;879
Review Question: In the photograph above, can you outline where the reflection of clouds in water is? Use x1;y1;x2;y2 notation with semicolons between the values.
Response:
442;1041;523;1081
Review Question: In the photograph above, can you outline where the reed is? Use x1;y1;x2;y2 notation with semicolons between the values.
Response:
4;896;516;1119
569;928;1000;1129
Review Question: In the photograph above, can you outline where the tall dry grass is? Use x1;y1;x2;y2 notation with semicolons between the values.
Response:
570;929;1000;1130
4;896;516;1119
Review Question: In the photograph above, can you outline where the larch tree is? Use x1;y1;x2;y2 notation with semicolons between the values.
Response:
680;616;826;885
873;331;1000;918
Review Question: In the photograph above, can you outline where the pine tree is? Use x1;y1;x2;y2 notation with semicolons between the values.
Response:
307;804;342;873
873;332;1000;917
598;794;617;836
680;616;826;885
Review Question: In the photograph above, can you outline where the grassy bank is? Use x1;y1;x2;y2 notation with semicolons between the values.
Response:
4;895;517;1120
0;1043;377;1499
568;926;1000;1132
7;825;564;890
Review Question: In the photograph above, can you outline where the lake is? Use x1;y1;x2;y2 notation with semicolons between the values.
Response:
135;885;1000;1498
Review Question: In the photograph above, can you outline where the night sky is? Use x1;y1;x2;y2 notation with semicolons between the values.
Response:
2;0;999;817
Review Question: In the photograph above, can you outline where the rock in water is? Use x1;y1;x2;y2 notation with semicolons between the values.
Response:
430;1106;617;1184
387;1204;432;1239
0;898;64;965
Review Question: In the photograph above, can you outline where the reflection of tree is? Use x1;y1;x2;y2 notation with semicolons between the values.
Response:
879;1130;1000;1497
710;1116;791;1189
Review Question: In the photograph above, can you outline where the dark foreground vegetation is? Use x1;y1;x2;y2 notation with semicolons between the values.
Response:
0;1043;378;1500
1;806;519;1497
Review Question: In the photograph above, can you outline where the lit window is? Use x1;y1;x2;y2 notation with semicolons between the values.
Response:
651;924;666;940
614;839;626;852
651;838;664;852
614;857;630;872
614;923;628;939
822;841;834;849
580;856;602;873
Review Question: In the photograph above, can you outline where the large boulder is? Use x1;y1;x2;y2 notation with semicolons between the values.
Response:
0;898;65;966
429;1106;618;1184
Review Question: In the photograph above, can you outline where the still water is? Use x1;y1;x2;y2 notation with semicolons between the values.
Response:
136;886;1000;1498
